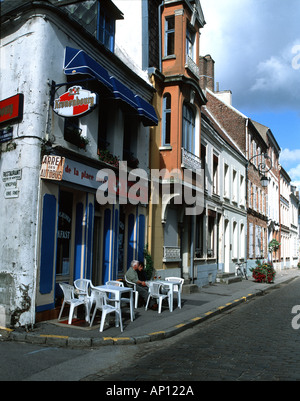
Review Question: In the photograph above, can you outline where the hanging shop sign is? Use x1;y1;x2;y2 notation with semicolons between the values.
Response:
40;155;65;181
0;94;24;126
53;86;97;117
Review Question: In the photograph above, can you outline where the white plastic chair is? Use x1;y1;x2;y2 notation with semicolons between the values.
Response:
89;287;123;332
74;278;91;298
58;283;87;324
125;277;139;309
165;277;184;309
145;282;170;313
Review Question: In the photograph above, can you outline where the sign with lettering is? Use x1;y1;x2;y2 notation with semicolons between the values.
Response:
0;94;24;125
2;168;22;199
40;155;65;181
2;169;22;182
53;86;97;117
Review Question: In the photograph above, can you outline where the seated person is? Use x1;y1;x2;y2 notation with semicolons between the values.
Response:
125;260;157;309
137;261;148;282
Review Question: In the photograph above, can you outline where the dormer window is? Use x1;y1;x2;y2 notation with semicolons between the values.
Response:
61;0;123;53
98;7;115;52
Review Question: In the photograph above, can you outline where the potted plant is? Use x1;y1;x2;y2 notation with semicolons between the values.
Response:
250;260;276;283
98;149;119;168
268;239;280;263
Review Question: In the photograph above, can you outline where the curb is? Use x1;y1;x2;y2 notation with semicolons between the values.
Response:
0;292;255;349
1;275;298;348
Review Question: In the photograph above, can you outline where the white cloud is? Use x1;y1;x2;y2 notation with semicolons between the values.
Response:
280;148;300;163
200;1;300;110
288;164;300;181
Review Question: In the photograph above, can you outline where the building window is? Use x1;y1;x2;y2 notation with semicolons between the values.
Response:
201;144;207;190
64;117;82;147
207;213;215;258
213;154;219;195
182;103;195;153
123;115;139;168
164;16;175;56
224;163;229;198
98;6;115;51
240;223;245;259
232;169;237;202
195;212;204;258
249;222;253;258
232;221;238;259
255;225;262;258
162;93;171;145
186;24;196;61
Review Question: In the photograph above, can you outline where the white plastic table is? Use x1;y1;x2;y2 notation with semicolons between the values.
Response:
94;285;135;323
146;279;182;312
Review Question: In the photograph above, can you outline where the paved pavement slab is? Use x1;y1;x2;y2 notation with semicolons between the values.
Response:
2;268;300;347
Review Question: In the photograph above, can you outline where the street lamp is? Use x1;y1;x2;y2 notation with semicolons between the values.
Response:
248;152;272;187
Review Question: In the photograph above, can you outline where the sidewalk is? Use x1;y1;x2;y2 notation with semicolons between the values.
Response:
2;269;300;348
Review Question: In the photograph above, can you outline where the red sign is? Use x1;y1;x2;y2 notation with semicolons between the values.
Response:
0;94;24;125
53;86;97;117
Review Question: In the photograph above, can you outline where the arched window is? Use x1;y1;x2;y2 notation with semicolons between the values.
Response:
162;93;171;146
182;103;195;153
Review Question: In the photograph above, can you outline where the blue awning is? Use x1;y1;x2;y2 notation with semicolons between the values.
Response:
110;76;139;110
64;47;113;91
63;47;158;126
135;95;158;126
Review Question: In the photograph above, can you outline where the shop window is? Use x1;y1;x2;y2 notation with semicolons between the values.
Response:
162;93;171;146
56;191;73;276
164;15;175;57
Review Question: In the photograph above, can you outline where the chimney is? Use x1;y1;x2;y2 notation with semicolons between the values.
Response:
199;54;215;92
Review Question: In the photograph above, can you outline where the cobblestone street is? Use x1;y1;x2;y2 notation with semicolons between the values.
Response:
86;277;300;381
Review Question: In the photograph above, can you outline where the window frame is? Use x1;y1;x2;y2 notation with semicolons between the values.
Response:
182;103;195;154
164;15;175;57
162;93;171;146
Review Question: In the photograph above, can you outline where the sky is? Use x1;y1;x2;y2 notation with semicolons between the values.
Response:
200;0;300;190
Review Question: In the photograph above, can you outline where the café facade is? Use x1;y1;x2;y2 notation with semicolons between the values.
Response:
0;0;157;327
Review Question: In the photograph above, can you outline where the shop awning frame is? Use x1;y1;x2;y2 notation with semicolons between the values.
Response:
63;46;158;126
64;47;113;91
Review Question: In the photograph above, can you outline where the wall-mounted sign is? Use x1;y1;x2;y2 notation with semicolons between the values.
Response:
0;126;13;143
40;155;65;181
2;168;22;199
0;94;24;126
53;86;97;117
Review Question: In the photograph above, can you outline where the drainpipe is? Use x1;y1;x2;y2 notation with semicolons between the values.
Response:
190;215;195;283
158;1;165;72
